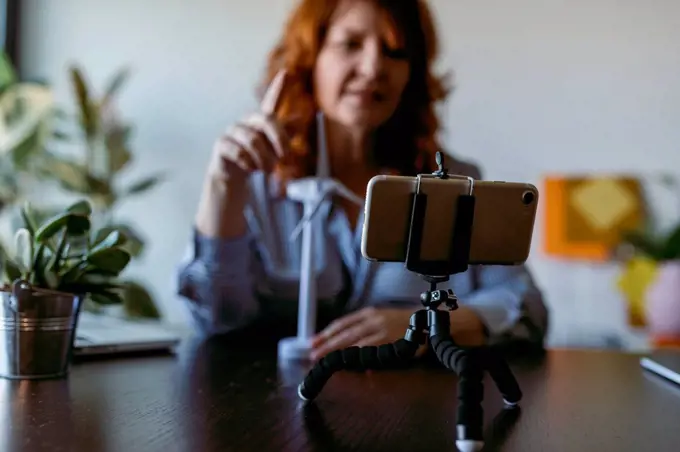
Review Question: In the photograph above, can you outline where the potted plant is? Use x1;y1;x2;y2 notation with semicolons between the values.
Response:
0;199;132;379
620;220;680;345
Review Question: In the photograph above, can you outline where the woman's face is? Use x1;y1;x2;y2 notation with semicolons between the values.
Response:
313;1;411;132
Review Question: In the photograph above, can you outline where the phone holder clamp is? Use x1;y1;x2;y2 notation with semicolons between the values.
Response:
296;152;522;452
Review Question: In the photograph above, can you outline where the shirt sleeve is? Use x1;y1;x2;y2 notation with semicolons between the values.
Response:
176;227;263;336
462;264;549;348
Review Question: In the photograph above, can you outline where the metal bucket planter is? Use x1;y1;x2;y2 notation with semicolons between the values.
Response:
0;281;83;379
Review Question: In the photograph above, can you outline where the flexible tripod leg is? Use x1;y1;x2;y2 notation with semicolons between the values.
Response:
482;347;523;406
297;310;428;402
428;310;485;452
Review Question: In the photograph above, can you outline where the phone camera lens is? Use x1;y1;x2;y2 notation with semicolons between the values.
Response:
522;191;535;205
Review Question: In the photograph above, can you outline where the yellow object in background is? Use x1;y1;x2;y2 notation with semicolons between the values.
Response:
616;256;659;327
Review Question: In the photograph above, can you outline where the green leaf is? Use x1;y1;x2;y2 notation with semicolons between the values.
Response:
40;153;113;197
67;215;91;236
40;154;91;192
29;243;47;285
620;229;664;260
30;243;53;287
123;174;164;197
26;205;62;227
87;248;131;275
58;277;123;298
46;229;69;275
58;263;125;290
78;273;122;287
34;212;90;242
662;224;680;260
44;269;59;289
120;280;161;319
66;199;92;216
0;52;17;90
101;67;130;108
69;66;98;139
83;267;120;278
9;123;44;171
84;174;112;195
20;202;38;238
90;290;124;305
94;224;144;257
90;230;126;254
79;272;118;285
105;125;132;173
93;227;114;246
60;260;89;284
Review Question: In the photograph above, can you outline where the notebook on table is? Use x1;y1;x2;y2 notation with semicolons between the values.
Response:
640;350;680;386
73;312;183;356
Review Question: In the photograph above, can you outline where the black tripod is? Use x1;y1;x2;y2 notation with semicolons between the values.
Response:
296;153;523;452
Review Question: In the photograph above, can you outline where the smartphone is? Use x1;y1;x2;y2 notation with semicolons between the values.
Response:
360;176;539;266
467;180;539;265
361;174;473;263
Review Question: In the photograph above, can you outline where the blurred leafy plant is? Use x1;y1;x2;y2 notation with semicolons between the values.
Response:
41;65;163;216
36;65;164;318
0;51;53;211
622;224;680;262
2;200;132;305
0;52;14;89
0;52;56;273
621;174;680;262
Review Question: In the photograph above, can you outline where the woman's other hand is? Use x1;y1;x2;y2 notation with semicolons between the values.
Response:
208;70;290;186
196;70;290;238
310;307;420;360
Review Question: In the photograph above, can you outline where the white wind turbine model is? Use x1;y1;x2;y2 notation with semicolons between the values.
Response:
277;112;363;362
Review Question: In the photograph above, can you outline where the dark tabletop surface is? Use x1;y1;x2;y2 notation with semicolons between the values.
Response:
2;329;680;452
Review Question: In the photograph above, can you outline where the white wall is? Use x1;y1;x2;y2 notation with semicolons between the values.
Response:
19;0;680;347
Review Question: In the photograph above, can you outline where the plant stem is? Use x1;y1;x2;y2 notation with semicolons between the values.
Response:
29;244;45;285
26;235;34;283
53;229;68;273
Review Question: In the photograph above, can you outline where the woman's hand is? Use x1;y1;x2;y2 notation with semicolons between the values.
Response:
310;307;419;360
208;70;290;185
195;70;290;238
309;305;488;361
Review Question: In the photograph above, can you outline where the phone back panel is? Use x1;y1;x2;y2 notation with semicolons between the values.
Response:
361;175;416;262
361;175;472;262
468;181;539;265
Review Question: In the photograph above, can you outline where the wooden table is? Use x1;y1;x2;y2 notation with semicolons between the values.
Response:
2;333;680;452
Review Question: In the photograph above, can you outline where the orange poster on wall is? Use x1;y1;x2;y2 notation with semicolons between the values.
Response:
543;175;646;261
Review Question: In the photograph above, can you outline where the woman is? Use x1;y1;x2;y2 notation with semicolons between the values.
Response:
177;0;549;359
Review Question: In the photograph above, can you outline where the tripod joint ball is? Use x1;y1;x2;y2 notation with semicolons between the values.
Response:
296;153;523;452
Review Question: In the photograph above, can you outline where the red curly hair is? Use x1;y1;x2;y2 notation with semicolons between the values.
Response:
259;0;449;179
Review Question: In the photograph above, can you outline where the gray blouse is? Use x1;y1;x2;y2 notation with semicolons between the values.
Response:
176;158;549;347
